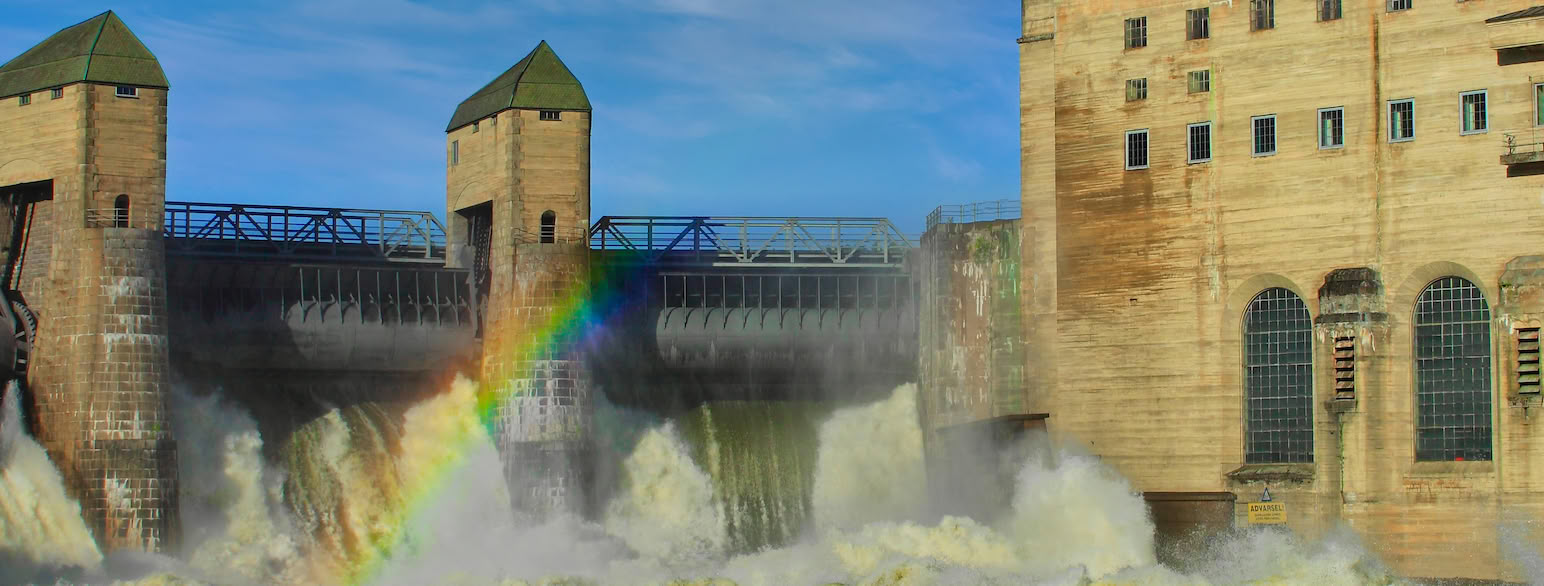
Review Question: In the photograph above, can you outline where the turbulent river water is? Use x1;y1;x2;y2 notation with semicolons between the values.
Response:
0;378;1442;585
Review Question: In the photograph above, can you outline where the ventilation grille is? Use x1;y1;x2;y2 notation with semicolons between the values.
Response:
1333;335;1356;401
1519;327;1540;394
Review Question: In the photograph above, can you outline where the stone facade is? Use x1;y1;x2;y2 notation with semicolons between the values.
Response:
0;81;176;552
1020;0;1544;579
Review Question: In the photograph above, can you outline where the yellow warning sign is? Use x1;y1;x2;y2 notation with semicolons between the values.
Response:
1247;502;1287;525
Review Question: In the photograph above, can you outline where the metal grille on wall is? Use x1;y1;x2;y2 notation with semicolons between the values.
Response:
168;263;475;329
654;272;911;310
1415;276;1493;462
1243;287;1314;464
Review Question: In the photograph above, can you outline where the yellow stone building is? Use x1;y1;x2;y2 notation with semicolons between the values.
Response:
1020;0;1544;579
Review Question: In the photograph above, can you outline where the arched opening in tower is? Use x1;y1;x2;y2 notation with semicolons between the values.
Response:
540;210;556;243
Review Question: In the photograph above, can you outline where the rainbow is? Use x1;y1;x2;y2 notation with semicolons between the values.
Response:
339;258;637;586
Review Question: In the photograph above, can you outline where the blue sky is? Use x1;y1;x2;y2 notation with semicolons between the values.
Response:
1;1;1020;235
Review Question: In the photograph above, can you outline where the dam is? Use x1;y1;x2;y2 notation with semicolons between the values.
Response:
2;7;1538;586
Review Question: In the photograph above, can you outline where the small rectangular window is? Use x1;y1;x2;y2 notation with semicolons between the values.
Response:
1319;107;1345;149
1126;129;1149;170
1125;17;1148;49
1187;70;1211;94
1536;84;1544;127
1187;8;1209;40
473;121;480;133
451;140;459;165
50;88;62;100
1251;0;1275;31
1460;90;1488;135
1388;0;1411;11
1389;99;1415;142
1319;0;1342;21
540;110;561;121
1252;115;1277;156
1188;122;1213;163
115;86;138;98
17;94;29;106
1126;78;1147;102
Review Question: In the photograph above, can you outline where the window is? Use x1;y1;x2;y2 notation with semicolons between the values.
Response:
1388;0;1411;11
1536;84;1544;127
1244;288;1314;464
1388;99;1414;142
1460;90;1487;135
1415;276;1492;462
473;121;480;133
1319;0;1342;21
451;140;459;166
1187;70;1211;94
17;94;28;106
1125;129;1149;170
50;88;62;100
1125;17;1148;49
540;210;556;243
540;110;561;121
112;195;129;228
1187;122;1212;163
1319;107;1345;149
115;86;137;98
1250;0;1275;31
1252;115;1277;156
1126;78;1148;102
1187;8;1209;40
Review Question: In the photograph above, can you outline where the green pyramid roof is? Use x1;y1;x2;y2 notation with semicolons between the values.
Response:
0;10;168;99
446;41;589;132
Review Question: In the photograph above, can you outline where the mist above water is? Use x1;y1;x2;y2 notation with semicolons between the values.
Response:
0;377;1432;585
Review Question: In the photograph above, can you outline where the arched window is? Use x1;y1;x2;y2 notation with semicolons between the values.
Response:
1243;287;1314;463
113;194;129;228
540;210;556;243
1415;276;1492;461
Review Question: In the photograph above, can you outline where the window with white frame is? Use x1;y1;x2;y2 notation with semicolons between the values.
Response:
1126;78;1147;102
1125;17;1148;49
540;110;562;121
17;94;28;106
1319;0;1342;21
1188;70;1211;94
1126;129;1149;170
1388;0;1411;11
115;86;137;98
1319;107;1344;149
1188;122;1212;163
50;88;62;100
1252;115;1277;156
1389;99;1414;142
1187;8;1209;41
1251;0;1275;31
1460;90;1487;134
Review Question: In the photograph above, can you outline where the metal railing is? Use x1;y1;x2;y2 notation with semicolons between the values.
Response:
164;202;448;263
925;199;1021;231
589;216;913;267
1503;129;1544;162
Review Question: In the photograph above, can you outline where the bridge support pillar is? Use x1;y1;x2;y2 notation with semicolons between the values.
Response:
483;242;593;519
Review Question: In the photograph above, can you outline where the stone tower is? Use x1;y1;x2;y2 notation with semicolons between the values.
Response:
445;41;594;518
0;11;177;552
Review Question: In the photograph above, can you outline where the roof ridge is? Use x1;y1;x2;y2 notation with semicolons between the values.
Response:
80;11;111;80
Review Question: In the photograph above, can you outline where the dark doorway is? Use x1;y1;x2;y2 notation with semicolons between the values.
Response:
540;210;556;243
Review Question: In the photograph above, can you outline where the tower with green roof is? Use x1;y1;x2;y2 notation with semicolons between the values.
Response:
446;41;597;519
0;10;178;553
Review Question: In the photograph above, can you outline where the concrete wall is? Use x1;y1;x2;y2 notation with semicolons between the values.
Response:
0;82;177;552
1022;0;1544;579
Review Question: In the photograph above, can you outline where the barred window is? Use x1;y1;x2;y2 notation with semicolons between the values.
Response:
540;110;562;121
1319;107;1344;149
1187;122;1212;164
1389;99;1414;142
1187;70;1211;94
17;94;28;106
1244;288;1314;464
1251;0;1275;31
1125;17;1148;49
1187;8;1210;40
1461;90;1487;134
1389;0;1411;11
1126;129;1149;170
1126;78;1148;101
1252;115;1277;156
1415;277;1492;462
1319;0;1342;21
50;88;63;100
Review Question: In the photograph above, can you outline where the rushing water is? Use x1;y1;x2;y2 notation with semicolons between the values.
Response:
0;376;1444;585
